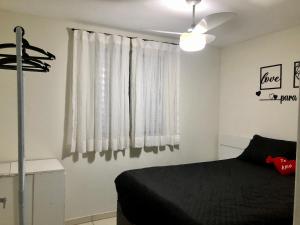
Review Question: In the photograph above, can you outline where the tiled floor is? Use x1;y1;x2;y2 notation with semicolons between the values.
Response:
80;217;116;225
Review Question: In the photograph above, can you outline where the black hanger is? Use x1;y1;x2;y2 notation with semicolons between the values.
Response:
0;56;50;72
0;28;55;61
22;38;56;60
1;52;50;66
0;27;55;72
0;56;50;67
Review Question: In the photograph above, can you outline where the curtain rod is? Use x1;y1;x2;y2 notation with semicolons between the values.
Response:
69;28;179;46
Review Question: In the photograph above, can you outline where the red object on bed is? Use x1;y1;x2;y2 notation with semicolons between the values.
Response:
266;156;296;176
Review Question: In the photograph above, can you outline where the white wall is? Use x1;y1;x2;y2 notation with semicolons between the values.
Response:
0;10;220;219
219;26;300;225
219;26;300;141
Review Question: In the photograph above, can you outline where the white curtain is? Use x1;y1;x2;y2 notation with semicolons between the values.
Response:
69;30;130;153
131;39;180;148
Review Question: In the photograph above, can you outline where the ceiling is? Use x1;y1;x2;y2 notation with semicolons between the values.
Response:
0;0;300;47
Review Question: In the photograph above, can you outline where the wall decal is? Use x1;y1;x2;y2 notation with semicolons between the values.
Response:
269;93;278;100
260;64;282;90
256;64;298;103
294;61;300;88
259;93;297;104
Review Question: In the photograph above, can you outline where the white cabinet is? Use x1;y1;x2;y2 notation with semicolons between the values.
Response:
0;159;65;225
33;172;65;225
0;175;33;225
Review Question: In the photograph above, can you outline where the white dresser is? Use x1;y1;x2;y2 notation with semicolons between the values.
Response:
0;159;65;225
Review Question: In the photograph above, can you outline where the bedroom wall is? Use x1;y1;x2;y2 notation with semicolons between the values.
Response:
0;10;220;219
219;25;300;142
219;26;300;225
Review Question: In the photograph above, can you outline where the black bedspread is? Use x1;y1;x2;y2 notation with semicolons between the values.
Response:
115;159;295;225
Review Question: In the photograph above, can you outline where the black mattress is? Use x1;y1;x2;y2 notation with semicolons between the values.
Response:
115;159;295;225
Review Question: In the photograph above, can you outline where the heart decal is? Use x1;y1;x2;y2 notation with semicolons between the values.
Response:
269;93;278;100
256;91;261;96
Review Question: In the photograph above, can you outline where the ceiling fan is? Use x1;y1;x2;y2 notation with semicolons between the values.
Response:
150;0;235;52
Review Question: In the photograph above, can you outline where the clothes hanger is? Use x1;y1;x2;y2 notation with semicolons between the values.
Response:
0;28;55;61
0;26;53;72
0;56;50;72
0;65;48;72
0;64;49;72
0;53;51;66
22;38;56;60
0;41;55;60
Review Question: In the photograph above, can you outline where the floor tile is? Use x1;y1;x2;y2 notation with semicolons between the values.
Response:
93;217;116;225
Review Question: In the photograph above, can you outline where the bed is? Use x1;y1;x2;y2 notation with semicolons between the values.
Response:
115;135;296;225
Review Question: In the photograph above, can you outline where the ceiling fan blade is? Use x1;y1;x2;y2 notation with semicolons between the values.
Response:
204;34;216;44
149;30;182;35
195;12;236;33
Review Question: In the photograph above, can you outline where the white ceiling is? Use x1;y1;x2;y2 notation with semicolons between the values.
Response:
0;0;300;47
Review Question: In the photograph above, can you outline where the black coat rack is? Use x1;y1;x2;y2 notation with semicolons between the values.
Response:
0;26;55;225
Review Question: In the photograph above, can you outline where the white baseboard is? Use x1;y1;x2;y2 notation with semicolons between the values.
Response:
65;211;116;225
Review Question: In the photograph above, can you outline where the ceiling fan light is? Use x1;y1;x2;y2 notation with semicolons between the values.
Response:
180;32;206;52
194;20;208;33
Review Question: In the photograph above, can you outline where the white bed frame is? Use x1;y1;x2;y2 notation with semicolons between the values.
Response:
218;135;251;160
